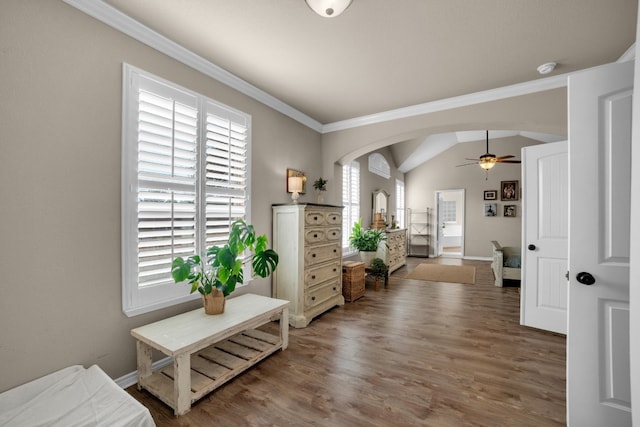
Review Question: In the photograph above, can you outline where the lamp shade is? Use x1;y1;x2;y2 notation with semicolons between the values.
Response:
288;176;303;193
305;0;352;17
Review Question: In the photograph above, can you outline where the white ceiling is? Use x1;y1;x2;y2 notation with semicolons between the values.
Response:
71;1;636;169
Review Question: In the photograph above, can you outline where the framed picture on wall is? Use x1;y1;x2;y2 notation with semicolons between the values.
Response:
501;180;519;201
484;203;497;217
504;205;517;217
484;190;497;200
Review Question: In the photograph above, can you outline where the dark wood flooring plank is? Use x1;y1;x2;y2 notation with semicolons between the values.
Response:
127;257;566;426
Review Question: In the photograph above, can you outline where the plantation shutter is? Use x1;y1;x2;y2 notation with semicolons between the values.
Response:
136;87;199;288
342;161;360;250
203;102;249;249
396;179;405;228
122;65;252;316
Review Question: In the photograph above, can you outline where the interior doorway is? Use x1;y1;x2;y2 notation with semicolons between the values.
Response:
435;189;465;258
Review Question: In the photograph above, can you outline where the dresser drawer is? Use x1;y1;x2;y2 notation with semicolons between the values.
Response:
305;211;326;226
305;278;341;310
326;227;341;241
325;211;342;225
304;228;326;244
304;260;341;288
304;242;341;266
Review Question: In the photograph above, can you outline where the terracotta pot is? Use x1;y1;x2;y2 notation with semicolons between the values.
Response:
202;289;226;315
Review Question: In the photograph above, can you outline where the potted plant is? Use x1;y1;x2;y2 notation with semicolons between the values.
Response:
369;257;389;290
313;177;328;203
349;218;387;266
171;218;279;314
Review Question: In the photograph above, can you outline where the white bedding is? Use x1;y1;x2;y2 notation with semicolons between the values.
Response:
0;365;155;427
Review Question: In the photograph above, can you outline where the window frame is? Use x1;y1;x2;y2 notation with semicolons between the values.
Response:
121;64;252;317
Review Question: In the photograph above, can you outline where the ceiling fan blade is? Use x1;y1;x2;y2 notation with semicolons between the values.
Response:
465;158;480;161
456;162;479;167
496;155;514;160
496;159;521;164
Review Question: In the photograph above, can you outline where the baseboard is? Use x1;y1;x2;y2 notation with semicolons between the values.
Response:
463;256;492;261
114;356;173;389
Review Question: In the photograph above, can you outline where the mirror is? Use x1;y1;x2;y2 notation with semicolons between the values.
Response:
372;189;390;227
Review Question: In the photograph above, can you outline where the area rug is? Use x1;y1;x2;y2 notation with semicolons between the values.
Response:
405;264;476;285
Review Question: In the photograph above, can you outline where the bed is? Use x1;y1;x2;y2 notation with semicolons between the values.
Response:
0;365;155;427
491;240;521;287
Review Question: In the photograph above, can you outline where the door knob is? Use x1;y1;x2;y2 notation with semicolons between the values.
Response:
576;272;596;285
528;244;536;251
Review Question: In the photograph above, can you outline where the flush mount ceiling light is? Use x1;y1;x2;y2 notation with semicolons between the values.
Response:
537;62;557;75
305;0;353;17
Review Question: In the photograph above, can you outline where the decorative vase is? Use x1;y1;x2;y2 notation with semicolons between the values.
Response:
359;250;377;267
316;191;325;204
202;289;226;315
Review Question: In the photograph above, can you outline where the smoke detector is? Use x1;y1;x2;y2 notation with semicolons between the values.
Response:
537;62;557;75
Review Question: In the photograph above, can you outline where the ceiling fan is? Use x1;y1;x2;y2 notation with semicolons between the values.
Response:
457;130;521;171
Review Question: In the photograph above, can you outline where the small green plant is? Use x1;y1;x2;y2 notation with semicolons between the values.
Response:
313;177;328;192
348;218;387;252
369;258;388;277
171;219;279;297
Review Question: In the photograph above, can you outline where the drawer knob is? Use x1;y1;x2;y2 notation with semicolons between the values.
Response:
314;234;318;238
312;253;316;258
311;296;316;301
314;216;318;220
333;249;337;253
333;287;337;291
312;275;316;279
333;268;337;272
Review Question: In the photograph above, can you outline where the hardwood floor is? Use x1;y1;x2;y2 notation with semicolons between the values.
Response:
127;257;566;426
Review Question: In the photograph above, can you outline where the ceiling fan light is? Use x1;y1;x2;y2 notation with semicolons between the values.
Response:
479;157;497;170
305;0;353;17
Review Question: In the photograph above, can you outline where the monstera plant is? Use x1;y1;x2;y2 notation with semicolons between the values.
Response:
171;218;279;314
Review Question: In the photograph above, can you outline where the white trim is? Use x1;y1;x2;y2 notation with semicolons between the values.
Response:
322;74;568;133
463;256;492;262
618;42;636;63
63;0;323;132
64;0;636;137
115;356;173;389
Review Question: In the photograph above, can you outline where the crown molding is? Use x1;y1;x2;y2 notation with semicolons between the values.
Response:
618;43;636;63
63;0;324;132
321;74;569;133
63;1;636;137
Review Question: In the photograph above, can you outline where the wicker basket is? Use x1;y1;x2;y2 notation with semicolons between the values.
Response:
342;261;365;302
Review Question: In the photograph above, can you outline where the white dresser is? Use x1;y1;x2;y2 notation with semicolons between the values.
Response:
377;228;407;273
272;204;345;328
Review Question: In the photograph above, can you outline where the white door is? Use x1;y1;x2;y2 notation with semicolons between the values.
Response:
521;141;568;334
568;61;633;425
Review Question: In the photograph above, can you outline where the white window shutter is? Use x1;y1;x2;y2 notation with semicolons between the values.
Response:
122;64;251;316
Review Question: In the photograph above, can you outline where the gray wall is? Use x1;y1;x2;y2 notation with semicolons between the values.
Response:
353;147;404;229
0;0;323;392
406;135;543;258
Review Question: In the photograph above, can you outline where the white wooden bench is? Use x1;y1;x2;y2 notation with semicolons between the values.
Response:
491;240;521;287
131;293;289;416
